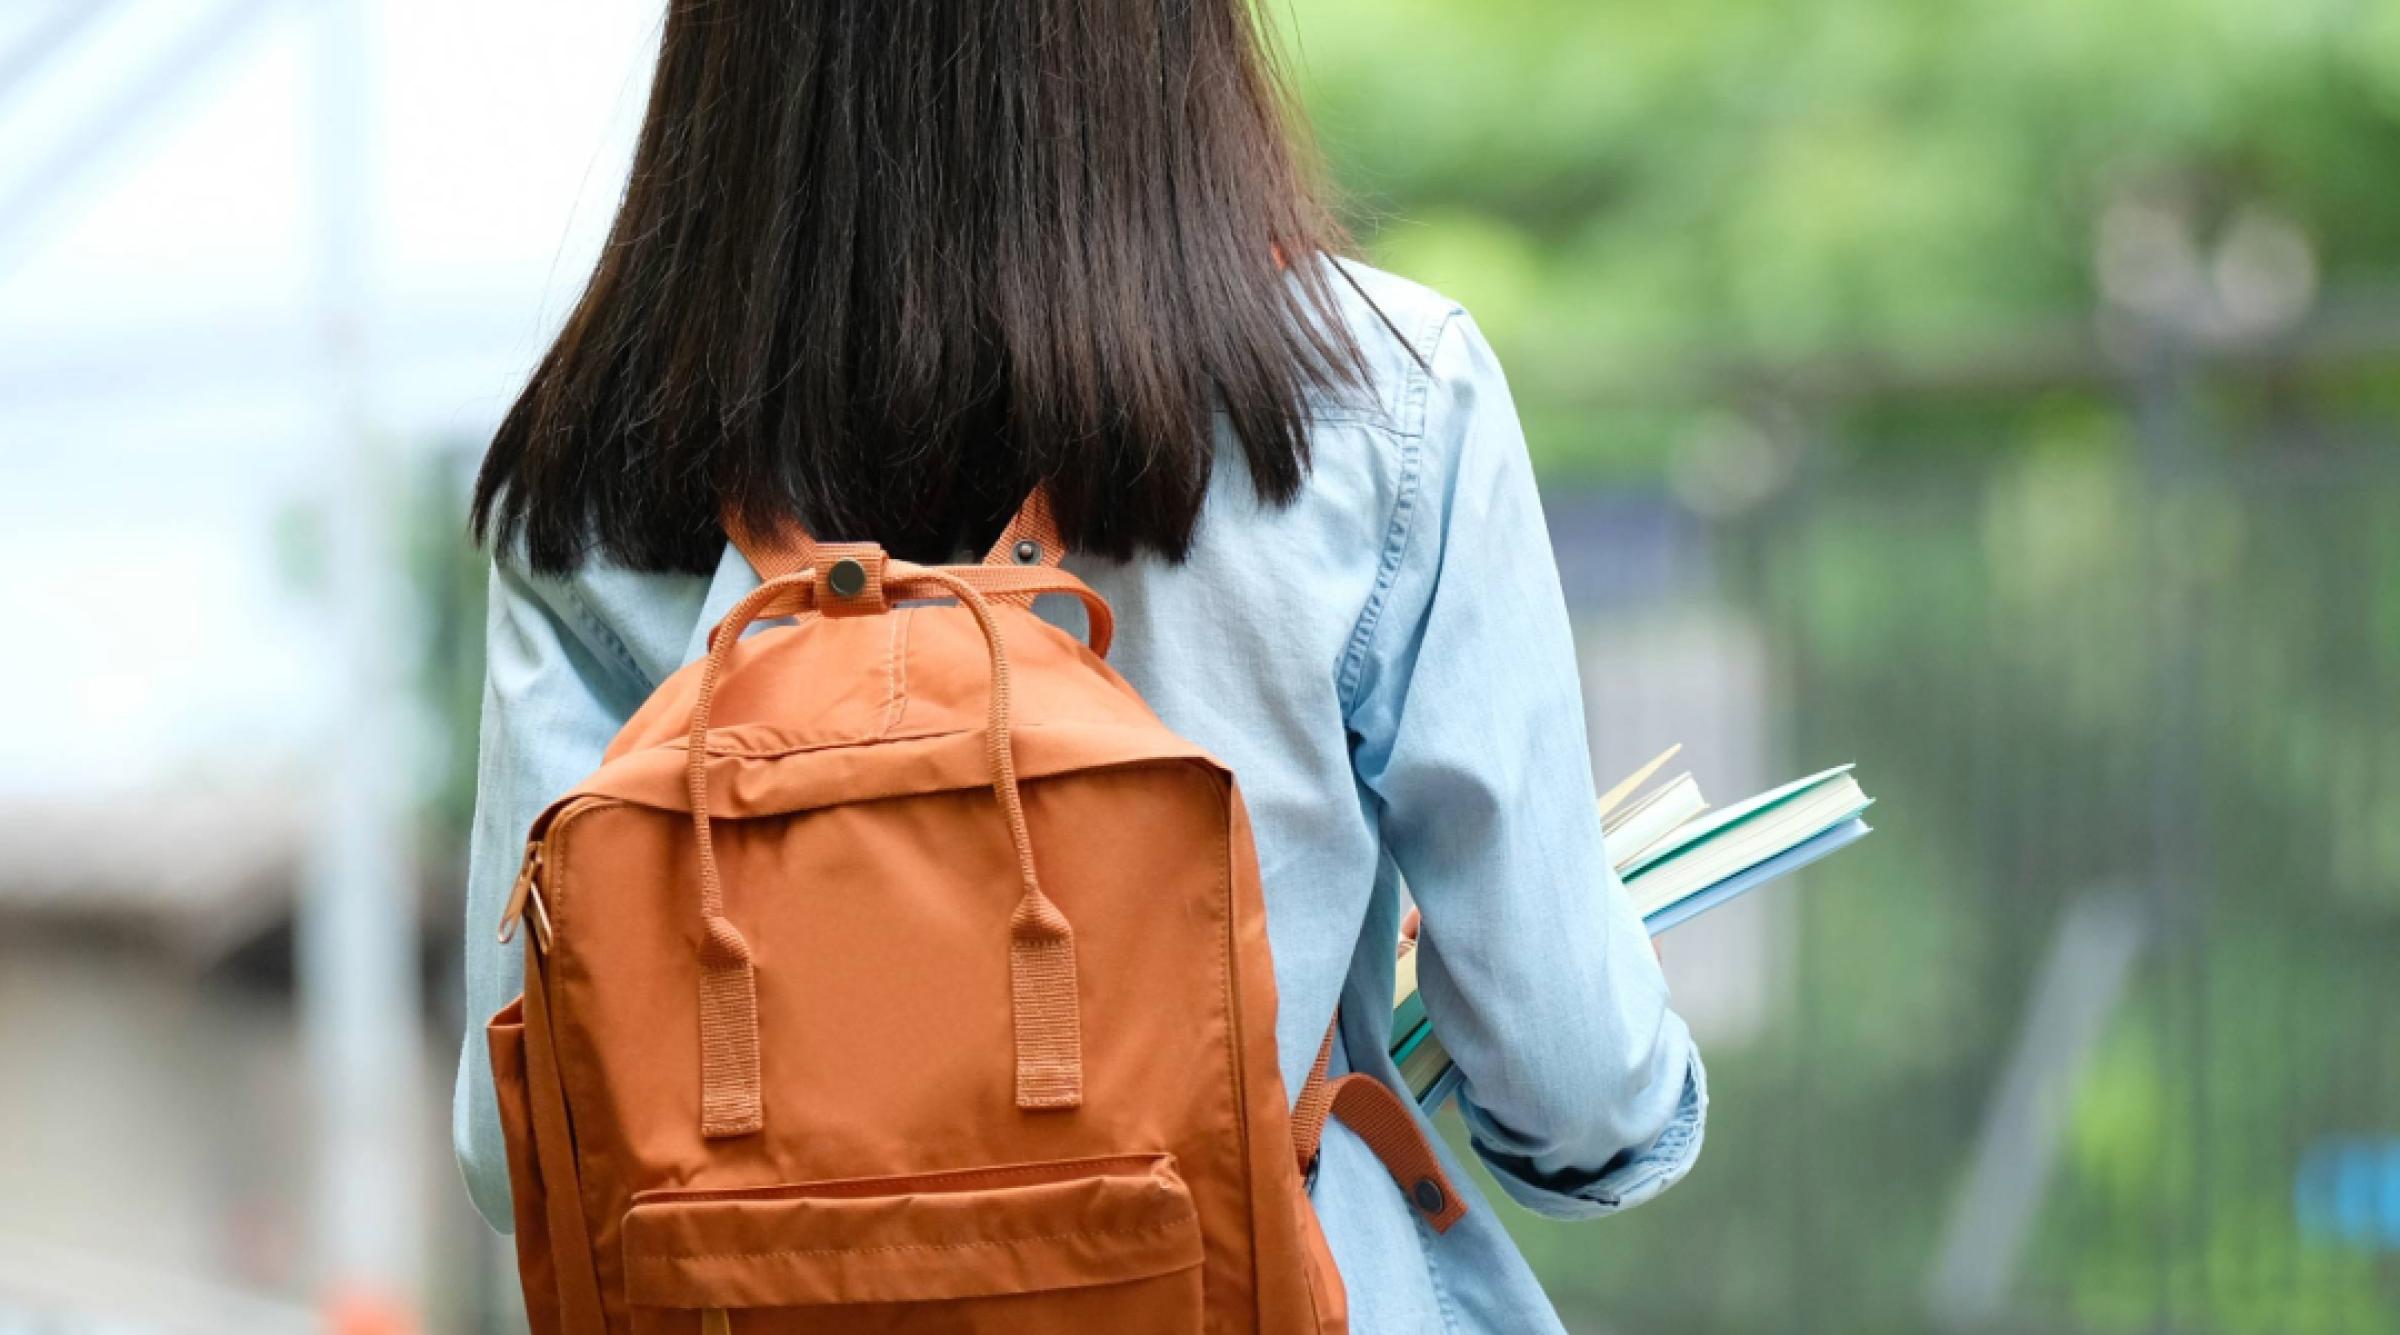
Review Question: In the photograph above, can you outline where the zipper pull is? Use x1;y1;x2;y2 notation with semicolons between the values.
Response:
498;843;548;948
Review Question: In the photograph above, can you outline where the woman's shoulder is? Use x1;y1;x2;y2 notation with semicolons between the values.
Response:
488;538;723;694
1305;258;1473;440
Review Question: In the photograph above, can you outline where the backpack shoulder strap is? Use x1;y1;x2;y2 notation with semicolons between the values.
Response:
1293;1017;1468;1233
979;488;1066;570
520;937;608;1328
976;490;1065;609
724;513;817;581
726;489;1065;588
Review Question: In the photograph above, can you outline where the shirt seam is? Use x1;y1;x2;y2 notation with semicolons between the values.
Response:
877;607;913;737
1395;303;1458;439
557;580;655;695
1335;305;1464;717
1413;1197;1469;1334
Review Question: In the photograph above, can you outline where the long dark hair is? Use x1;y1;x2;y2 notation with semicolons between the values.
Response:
473;0;1367;574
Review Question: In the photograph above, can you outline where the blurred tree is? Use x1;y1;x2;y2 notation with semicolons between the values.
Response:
1285;0;2400;473
1269;4;2400;1330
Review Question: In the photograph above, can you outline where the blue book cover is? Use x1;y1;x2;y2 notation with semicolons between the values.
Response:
1639;815;1870;935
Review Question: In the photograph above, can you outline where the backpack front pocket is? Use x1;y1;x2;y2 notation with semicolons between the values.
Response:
622;1153;1203;1333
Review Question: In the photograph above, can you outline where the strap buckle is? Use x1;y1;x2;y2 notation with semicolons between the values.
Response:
1291;1011;1468;1232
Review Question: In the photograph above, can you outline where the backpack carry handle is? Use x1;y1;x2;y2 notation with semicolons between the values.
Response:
704;560;1116;660
683;555;1098;1136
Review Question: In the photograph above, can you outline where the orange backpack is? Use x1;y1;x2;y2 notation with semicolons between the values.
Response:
487;493;1464;1332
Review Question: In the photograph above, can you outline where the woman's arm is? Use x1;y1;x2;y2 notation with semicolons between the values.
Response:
1345;310;1706;1219
452;557;657;1232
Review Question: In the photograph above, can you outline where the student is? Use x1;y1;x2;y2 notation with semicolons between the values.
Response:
456;2;1703;1329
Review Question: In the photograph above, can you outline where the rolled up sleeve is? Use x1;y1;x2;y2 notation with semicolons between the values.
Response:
1463;1034;1707;1218
1344;309;1707;1219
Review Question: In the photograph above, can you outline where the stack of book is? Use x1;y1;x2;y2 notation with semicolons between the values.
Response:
1391;747;1874;1106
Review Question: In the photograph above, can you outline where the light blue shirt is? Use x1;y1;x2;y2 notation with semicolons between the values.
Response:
455;261;1705;1332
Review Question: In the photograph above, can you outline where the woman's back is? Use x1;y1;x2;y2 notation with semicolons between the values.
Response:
458;263;1705;1331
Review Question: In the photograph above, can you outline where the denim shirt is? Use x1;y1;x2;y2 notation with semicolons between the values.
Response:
454;261;1706;1332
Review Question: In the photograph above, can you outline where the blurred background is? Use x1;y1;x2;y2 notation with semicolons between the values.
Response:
1;0;2394;1330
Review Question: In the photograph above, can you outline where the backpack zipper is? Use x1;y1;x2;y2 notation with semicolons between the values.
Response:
497;842;551;950
497;796;617;950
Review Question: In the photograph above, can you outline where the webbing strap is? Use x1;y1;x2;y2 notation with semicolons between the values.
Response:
1291;1015;1469;1234
1326;1074;1468;1231
977;488;1066;607
685;558;1105;1133
683;602;765;1137
704;561;1114;659
1292;1022;1339;1176
913;565;1083;1109
726;489;1067;588
723;512;815;582
520;939;607;1330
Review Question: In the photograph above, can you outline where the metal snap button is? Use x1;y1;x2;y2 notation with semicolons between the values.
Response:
1411;1177;1447;1216
1013;539;1042;565
827;557;868;598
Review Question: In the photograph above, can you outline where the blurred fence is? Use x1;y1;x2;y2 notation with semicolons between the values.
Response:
1504;441;2400;1333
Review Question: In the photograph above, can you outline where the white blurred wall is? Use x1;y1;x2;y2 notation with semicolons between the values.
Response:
0;7;665;1325
0;1;662;802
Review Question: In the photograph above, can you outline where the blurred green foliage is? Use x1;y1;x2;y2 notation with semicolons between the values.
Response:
1284;0;2400;474
1440;462;2400;1332
1270;3;2400;1328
